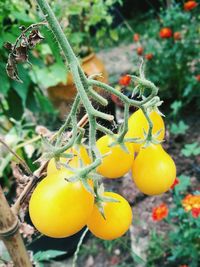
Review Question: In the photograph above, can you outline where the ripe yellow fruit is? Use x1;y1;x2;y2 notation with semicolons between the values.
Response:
96;135;134;178
132;144;176;195
126;109;165;152
29;171;94;238
87;192;132;240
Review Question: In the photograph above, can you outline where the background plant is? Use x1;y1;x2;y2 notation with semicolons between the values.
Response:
132;1;200;111
147;175;200;267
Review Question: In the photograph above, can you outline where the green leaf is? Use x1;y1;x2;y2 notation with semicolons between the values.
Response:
42;28;62;63
131;250;146;264
183;84;193;97
109;29;119;41
10;10;34;23
0;63;10;95
170;101;182;116
175;175;191;194
30;63;67;88
33;250;66;262
181;142;200;157
5;89;23;120
11;65;31;107
68;5;83;15
170;120;189;135
34;90;56;114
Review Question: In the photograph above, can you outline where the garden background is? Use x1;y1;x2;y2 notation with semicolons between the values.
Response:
0;0;200;267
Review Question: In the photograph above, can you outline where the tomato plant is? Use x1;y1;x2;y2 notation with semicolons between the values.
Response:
87;192;132;240
0;1;180;266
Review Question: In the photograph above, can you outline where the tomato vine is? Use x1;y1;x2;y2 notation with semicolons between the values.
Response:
26;0;162;200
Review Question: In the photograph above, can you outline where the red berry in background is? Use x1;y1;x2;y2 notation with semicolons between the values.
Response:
145;53;153;60
159;27;173;38
195;74;200;82
174;32;181;40
184;1;198;11
133;33;140;42
119;75;131;86
137;46;143;56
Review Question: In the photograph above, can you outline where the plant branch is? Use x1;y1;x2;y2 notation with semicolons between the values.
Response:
0;138;33;176
12;113;89;214
72;227;89;267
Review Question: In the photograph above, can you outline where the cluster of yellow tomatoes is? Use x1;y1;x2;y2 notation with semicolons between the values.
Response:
29;109;176;240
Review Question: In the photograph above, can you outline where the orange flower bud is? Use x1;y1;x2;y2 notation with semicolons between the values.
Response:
184;1;198;11
159;27;173;38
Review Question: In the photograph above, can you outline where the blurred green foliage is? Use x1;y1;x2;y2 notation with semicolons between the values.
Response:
0;0;122;123
0;0;58;122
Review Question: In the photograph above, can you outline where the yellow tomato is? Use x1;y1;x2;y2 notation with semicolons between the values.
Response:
47;145;90;175
126;109;165;152
29;170;94;238
132;144;176;195
96;135;134;178
87;192;132;240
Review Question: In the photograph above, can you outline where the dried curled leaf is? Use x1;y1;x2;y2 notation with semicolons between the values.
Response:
28;29;44;48
4;42;13;51
4;24;45;83
6;54;22;83
14;45;28;63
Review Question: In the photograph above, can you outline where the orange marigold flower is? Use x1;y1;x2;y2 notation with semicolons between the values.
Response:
133;33;140;42
174;32;181;40
195;74;200;82
184;1;198;11
182;194;200;215
137;46;143;56
170;177;179;189
179;265;189;267
145;53;153;60
159;27;173;38
152;203;168;221
191;207;200;218
119;75;131;86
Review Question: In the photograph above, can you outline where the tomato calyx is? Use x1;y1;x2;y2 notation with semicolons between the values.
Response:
63;158;102;195
105;134;133;154
142;129;164;148
94;185;120;219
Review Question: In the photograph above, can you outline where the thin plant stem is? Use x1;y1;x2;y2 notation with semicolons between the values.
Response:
72;227;89;267
0;138;33;176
